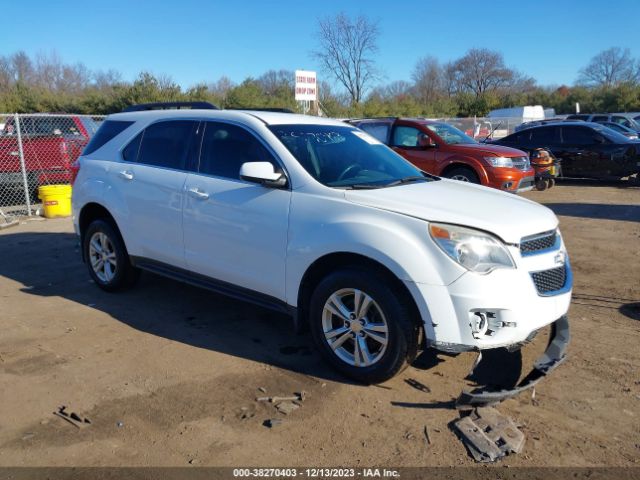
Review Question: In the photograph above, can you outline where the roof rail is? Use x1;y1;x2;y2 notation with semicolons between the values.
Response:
122;101;219;112
226;107;295;113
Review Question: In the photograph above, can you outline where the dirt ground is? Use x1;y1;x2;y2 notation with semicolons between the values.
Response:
0;181;638;468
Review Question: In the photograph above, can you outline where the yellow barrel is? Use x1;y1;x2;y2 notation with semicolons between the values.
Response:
38;184;72;218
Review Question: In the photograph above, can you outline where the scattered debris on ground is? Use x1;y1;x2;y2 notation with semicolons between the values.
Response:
263;418;283;428
453;406;525;463
405;378;431;393
256;391;306;403
275;401;299;415
53;406;91;429
423;425;431;446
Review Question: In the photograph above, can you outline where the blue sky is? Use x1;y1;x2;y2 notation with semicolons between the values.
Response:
2;0;638;90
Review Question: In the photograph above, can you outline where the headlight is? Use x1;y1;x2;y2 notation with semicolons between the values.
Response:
484;156;514;168
429;223;515;273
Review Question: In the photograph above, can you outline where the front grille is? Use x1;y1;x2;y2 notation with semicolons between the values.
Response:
531;264;567;294
520;230;557;255
512;156;530;170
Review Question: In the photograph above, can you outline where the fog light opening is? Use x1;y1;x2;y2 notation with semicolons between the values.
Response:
471;312;489;339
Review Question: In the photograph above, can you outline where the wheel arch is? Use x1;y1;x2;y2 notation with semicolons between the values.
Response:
439;160;488;184
78;203;123;262
295;252;423;336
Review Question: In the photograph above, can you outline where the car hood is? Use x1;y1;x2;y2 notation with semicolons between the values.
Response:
448;143;528;157
344;179;558;244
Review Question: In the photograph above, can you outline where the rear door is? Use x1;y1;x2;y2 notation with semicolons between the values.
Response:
116;119;198;267
182;121;291;300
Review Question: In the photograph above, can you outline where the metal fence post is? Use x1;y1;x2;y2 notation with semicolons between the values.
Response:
14;114;32;216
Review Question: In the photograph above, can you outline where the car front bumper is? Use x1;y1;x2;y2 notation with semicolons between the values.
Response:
456;314;570;406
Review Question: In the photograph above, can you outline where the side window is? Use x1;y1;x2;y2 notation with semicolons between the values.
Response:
122;132;143;162
198;122;277;180
530;127;557;144
592;115;608;122
84;120;134;155
358;123;390;144
612;116;630;127
391;126;421;147
136;120;197;170
562;126;595;145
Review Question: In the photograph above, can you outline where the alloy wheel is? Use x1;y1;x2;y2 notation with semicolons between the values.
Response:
322;288;389;367
88;231;117;283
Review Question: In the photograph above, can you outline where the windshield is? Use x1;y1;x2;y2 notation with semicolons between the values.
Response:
269;124;429;188
425;123;477;145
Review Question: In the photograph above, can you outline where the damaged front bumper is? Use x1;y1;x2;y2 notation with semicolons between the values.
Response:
456;315;570;407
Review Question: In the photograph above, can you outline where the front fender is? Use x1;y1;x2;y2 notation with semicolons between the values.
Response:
438;155;490;185
285;193;465;307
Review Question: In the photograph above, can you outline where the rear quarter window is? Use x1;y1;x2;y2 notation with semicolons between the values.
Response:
83;120;134;155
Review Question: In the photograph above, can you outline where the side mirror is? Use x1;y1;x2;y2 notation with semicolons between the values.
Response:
240;162;287;188
418;134;437;149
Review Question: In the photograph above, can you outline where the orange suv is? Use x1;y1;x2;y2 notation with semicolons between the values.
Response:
349;118;535;193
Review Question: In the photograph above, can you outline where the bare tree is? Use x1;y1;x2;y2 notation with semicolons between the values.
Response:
257;69;294;95
313;12;380;104
452;48;514;96
412;56;443;103
579;47;639;87
11;51;34;84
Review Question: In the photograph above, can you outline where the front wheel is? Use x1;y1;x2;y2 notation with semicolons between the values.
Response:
444;167;480;184
309;268;420;384
83;219;139;292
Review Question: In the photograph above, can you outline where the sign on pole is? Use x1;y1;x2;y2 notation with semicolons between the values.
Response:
295;70;317;101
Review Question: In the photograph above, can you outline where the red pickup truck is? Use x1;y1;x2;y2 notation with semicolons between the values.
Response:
349;117;535;193
0;115;100;200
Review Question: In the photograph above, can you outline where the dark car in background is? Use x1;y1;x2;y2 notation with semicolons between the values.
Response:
593;121;639;140
492;122;640;180
566;113;640;134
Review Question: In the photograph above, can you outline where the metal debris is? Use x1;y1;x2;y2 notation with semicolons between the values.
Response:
423;425;431;446
53;406;91;429
405;378;431;393
276;401;300;415
258;387;267;393
453;407;525;463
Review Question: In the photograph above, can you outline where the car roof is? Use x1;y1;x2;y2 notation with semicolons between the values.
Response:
108;109;348;127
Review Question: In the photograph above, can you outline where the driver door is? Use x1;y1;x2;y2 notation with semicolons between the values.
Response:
390;125;436;173
182;121;291;300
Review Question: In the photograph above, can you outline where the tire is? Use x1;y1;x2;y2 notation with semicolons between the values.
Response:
548;178;555;189
83;219;139;292
535;179;548;191
309;267;420;384
444;166;480;184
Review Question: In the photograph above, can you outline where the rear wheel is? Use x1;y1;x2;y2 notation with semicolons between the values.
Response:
444;167;480;184
83;219;139;292
309;268;420;384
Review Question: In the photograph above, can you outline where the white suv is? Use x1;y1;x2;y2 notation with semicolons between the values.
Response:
72;104;571;398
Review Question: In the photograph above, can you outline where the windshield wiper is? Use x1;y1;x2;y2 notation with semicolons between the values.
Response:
383;176;431;187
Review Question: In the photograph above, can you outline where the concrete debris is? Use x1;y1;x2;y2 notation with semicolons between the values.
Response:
276;401;300;415
453;407;525;463
53;406;91;429
257;392;306;403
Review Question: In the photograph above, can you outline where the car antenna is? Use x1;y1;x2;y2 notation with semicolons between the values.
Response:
481;121;502;143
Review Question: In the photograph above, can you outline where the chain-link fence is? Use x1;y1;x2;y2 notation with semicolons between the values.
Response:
436;117;524;140
0;113;104;224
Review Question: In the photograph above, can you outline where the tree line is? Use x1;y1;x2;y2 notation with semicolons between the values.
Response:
1;13;639;117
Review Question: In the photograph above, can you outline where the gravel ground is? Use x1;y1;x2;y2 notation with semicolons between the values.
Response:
0;181;638;468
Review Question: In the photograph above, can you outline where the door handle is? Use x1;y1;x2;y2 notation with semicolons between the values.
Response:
118;170;134;180
187;187;209;200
